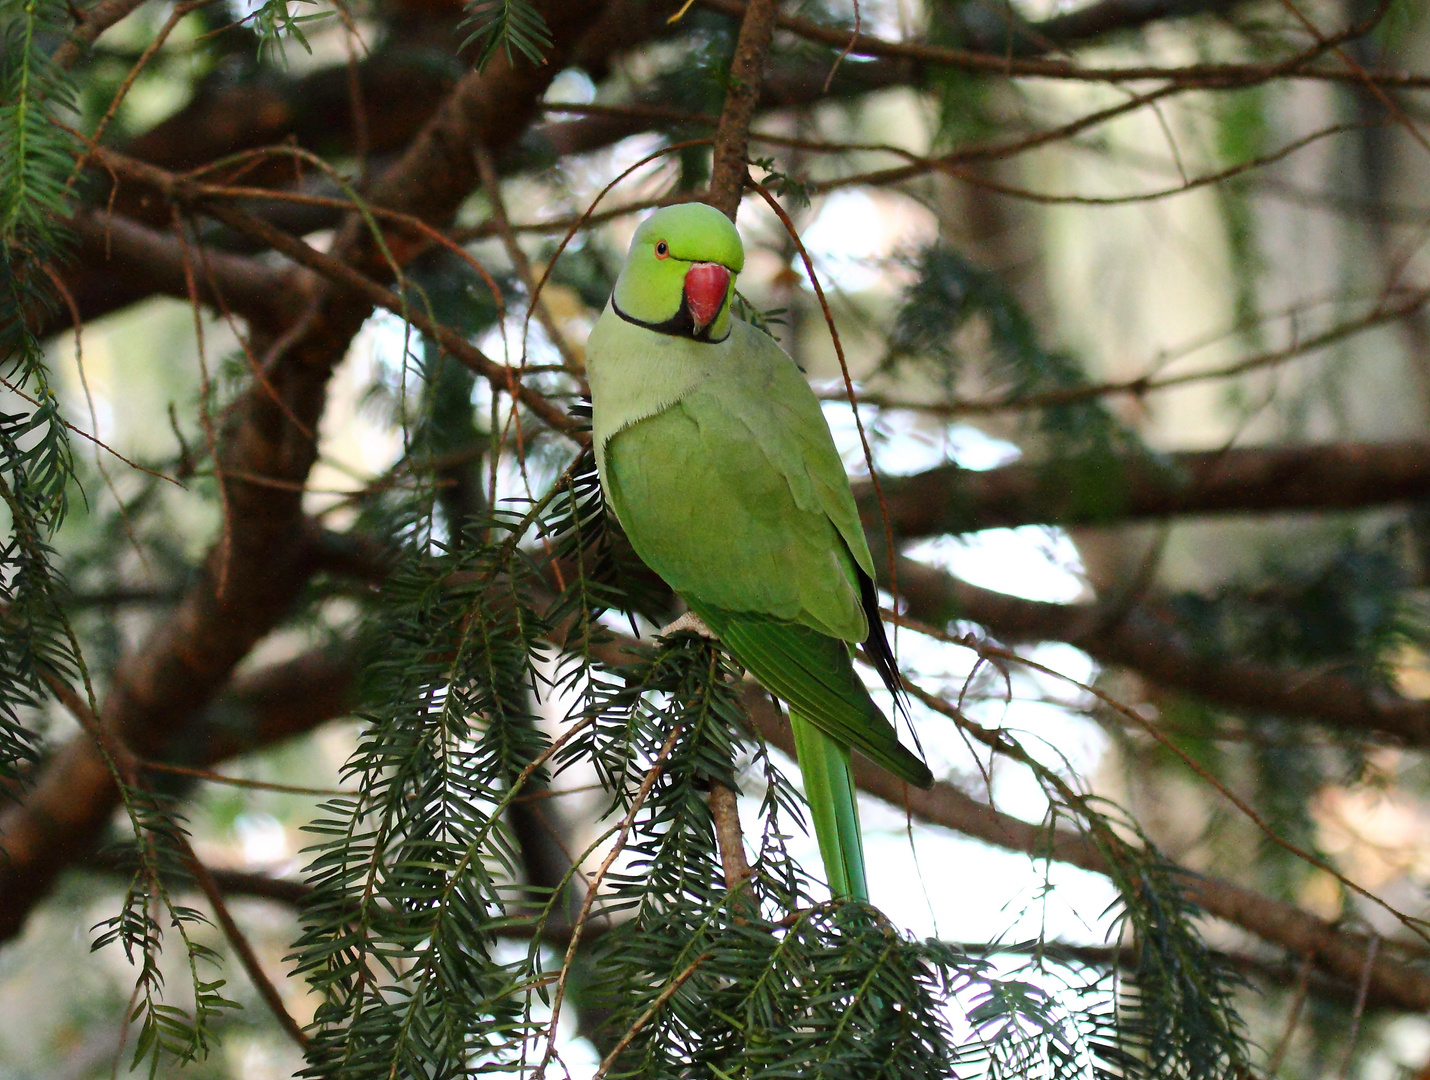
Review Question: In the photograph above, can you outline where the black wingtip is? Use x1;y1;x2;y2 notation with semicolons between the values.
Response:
856;565;909;720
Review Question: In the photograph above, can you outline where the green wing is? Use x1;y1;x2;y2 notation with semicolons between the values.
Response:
603;385;867;642
691;605;932;788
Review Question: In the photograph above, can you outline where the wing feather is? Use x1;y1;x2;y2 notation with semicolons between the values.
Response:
694;605;932;789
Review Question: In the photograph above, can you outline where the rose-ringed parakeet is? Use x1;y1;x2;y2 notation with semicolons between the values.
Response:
586;202;934;901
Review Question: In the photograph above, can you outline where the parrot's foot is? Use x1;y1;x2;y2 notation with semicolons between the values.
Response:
658;611;718;640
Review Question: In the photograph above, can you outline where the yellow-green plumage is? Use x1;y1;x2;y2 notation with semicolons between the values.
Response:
587;204;933;901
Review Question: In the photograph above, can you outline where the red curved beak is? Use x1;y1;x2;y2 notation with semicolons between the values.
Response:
683;262;732;332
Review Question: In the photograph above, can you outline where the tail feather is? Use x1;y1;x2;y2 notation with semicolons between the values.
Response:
790;710;867;902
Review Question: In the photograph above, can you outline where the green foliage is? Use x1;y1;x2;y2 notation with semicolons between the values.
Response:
887;247;1082;404
1146;525;1426;895
291;505;560;1080
283;412;1251;1078
1371;0;1428;52
1093;826;1249;1080
1171;524;1420;695
568;632;962;1078
957;713;1250;1080
461;0;553;71
1;0;75;254
732;290;787;340
92;791;242;1077
594;903;966;1079
751;157;813;209
245;0;334;59
0;0;80;788
0;415;68;786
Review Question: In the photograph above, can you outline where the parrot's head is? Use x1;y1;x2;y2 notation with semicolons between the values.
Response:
611;203;745;343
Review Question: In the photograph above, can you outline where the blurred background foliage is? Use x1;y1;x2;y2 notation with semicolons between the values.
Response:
7;0;1430;1074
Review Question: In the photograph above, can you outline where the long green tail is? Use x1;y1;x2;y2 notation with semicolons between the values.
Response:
790;711;867;901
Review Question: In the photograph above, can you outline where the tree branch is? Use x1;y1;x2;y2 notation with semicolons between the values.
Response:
697;0;786;886
51;47;914;336
53;0;154;69
1017;0;1245;50
2;0;624;942
62;207;305;328
891;556;1430;747
705;0;780;218
864;441;1430;537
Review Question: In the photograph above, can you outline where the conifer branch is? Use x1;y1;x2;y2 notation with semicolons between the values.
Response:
558;609;1430;1013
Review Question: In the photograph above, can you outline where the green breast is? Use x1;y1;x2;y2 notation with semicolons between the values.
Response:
603;398;867;643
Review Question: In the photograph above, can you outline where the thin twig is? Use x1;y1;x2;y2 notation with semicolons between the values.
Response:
592;953;710;1079
64;0;221;193
137;758;350;797
0;373;182;486
42;674;311;1051
170;207;233;596
1339;934;1379;1079
524;140;713;336
52;0;155;68
821;0;860;92
1267;952;1313;1074
180;844;313;1051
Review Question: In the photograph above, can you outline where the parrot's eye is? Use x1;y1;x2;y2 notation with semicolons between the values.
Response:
654;240;669;258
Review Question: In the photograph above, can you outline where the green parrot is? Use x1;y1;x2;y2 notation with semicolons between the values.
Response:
586;202;934;902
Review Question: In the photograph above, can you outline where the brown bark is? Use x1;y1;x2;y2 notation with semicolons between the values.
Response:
865;442;1430;537
892;556;1430;746
64;208;303;328
705;0;780;218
